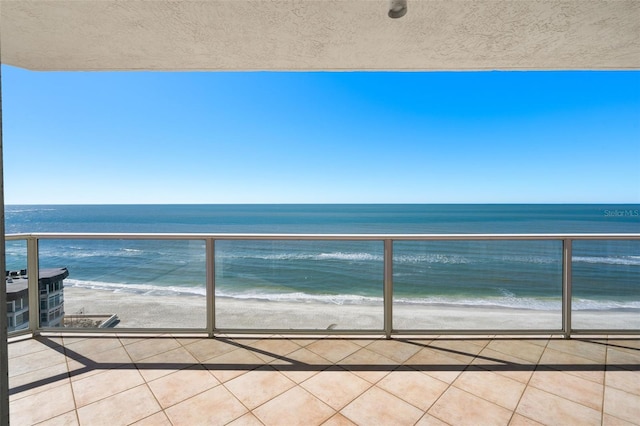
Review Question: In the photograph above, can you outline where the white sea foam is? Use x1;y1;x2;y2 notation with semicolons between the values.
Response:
6;208;57;213
65;279;206;297
39;247;148;259
63;279;639;311
316;252;381;261
573;256;640;266
500;255;558;264
221;252;383;262
395;254;470;264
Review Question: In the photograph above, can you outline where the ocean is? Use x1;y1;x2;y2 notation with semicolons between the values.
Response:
5;204;640;315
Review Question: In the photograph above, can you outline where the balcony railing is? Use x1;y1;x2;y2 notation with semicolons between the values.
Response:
5;232;640;338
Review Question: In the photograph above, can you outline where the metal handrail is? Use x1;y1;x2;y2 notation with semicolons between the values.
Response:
5;232;640;338
6;232;640;240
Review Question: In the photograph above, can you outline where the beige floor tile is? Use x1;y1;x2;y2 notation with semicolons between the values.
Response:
205;348;264;383
341;386;424;425
402;337;436;347
406;345;472;366
301;367;371;410
9;362;69;401
36;410;79;426
271;346;330;367
472;347;536;384
414;413;450;426
377;367;449;411
64;336;124;357
604;387;640;425
10;382;76;425
508;413;544;425
417;369;463;385
253;386;335;426
602;413;638;426
546;338;607;363
147;365;220;408
364;339;422;363
8;348;68;378
67;345;134;379
453;368;526;410
516;386;601;425
77;384;160;426
322;413;357;426
428;386;512;426
284;337;321;346
130;411;173;425
607;347;640;366
173;336;204;346
183;338;239;362
404;347;468;384
352;338;381;347
339;347;395;383
606;339;640;351
244;338;302;362
529;368;604;411
539;347;605;384
226;412;265;426
270;347;330;383
72;366;145;407
225;336;263;346
123;337;181;362
65;362;108;384
519;338;550;348
306;339;362;363
426;338;488;362
224;365;296;409
486;339;546;364
606;366;640;396
117;336;151;346
8;337;60;359
135;346;199;382
165;385;248;426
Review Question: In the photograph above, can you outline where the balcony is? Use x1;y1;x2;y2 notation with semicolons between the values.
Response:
5;232;639;424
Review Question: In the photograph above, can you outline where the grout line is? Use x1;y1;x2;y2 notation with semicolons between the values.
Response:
508;336;551;425
61;337;82;426
601;336;609;426
415;337;492;425
219;381;268;425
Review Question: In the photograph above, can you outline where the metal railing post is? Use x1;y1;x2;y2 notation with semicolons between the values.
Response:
0;59;9;423
562;238;573;339
27;237;40;334
383;239;393;339
206;239;215;338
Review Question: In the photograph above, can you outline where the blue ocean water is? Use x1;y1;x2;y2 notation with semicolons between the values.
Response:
5;204;640;311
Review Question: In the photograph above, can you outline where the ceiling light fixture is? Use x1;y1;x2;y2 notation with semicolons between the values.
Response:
388;0;407;18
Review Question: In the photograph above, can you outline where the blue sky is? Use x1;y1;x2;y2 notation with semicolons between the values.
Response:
2;66;639;204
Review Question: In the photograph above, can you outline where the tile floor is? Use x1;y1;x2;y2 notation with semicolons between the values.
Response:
7;334;640;425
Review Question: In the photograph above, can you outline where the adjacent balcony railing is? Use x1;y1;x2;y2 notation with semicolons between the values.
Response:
5;233;640;338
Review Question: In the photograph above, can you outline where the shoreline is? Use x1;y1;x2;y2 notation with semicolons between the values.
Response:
60;287;640;331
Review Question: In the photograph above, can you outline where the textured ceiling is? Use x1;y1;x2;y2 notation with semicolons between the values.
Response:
1;0;639;71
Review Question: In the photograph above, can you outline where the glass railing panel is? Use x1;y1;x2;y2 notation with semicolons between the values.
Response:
393;240;563;330
215;240;384;330
38;238;207;329
5;240;29;334
572;240;640;330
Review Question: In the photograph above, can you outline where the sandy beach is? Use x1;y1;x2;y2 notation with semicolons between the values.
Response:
60;287;640;332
